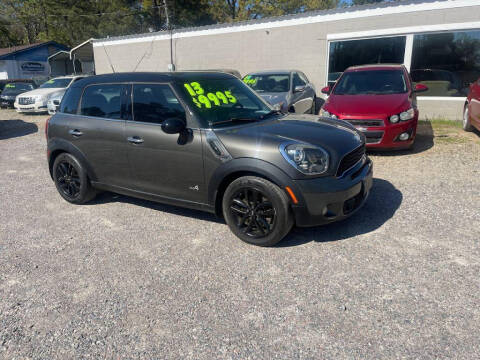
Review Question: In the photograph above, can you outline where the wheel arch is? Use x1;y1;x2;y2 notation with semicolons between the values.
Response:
48;139;97;181
209;158;302;217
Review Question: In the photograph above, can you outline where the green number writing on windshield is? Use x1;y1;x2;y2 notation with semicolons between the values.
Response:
198;95;211;108
183;82;237;109
5;84;15;88
216;91;228;104
243;78;257;85
225;91;236;103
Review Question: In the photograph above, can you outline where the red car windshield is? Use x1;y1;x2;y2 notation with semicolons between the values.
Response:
333;70;407;95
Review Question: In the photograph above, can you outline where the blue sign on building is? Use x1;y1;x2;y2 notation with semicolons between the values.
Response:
0;41;69;80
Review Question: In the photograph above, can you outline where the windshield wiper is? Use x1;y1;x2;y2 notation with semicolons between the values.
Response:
259;109;283;119
211;117;260;126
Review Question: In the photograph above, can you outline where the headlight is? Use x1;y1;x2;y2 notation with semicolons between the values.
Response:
320;108;337;119
390;114;399;123
272;101;284;111
280;143;329;175
390;108;414;123
399;108;414;121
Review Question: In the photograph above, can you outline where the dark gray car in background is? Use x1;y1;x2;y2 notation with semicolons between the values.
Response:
243;70;317;114
46;72;372;246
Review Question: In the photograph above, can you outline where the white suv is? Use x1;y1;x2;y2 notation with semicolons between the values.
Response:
15;75;86;113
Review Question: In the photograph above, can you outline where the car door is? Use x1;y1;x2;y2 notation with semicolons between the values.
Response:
291;72;313;113
66;83;132;188
125;83;206;204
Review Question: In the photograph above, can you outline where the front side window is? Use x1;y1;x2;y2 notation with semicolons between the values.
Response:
132;84;185;124
411;30;480;97
40;78;72;89
179;78;272;127
328;36;406;78
243;74;290;93
293;73;306;88
80;84;124;119
333;70;407;95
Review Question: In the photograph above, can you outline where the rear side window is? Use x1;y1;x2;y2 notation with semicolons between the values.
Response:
60;87;82;114
80;84;124;119
132;84;185;124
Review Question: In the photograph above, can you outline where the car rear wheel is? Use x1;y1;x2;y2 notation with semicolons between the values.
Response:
53;153;96;204
222;176;293;246
463;105;474;132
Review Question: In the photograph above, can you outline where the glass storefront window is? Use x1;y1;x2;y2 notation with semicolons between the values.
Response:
411;30;480;97
328;36;406;84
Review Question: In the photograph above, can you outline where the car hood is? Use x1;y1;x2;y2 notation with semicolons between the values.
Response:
214;114;364;177
17;88;65;98
259;92;290;106
325;93;411;117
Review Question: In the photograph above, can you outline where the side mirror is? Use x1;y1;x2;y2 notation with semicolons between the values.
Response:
294;85;305;93
414;83;428;93
321;86;331;95
161;117;186;134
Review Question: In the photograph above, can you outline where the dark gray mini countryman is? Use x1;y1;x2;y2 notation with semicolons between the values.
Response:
47;72;373;246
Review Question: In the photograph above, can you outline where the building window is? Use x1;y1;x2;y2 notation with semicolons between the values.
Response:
411;30;480;97
328;36;406;86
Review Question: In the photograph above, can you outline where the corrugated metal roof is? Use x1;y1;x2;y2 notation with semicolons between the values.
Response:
0;42;44;57
0;41;69;59
93;0;449;43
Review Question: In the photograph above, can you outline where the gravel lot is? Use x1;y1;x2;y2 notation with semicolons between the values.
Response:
1;109;479;359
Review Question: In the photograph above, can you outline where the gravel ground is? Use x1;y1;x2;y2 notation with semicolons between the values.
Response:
1;109;480;359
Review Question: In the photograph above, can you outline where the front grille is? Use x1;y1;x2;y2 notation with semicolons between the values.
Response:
18;97;35;105
364;131;384;144
346;119;384;127
336;145;366;177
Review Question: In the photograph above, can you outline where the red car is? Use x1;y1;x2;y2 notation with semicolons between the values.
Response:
463;77;480;132
320;64;428;150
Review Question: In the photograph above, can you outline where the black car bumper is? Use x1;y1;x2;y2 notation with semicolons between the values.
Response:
291;158;373;227
0;99;14;108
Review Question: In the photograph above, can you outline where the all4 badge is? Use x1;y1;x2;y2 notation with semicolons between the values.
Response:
189;185;199;191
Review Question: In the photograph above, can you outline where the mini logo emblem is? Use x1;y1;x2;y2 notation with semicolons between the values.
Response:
189;185;199;191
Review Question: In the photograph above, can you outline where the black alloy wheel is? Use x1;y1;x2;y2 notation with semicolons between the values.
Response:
229;187;276;238
222;176;293;246
52;153;96;204
56;161;81;198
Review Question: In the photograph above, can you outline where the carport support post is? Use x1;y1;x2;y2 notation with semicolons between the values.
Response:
404;34;414;72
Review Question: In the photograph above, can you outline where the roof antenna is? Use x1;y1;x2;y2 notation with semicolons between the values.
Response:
102;43;116;73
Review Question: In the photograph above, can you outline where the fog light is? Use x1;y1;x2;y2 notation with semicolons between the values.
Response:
399;132;410;141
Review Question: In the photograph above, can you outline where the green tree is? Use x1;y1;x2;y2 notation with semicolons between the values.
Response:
351;0;386;5
209;0;339;22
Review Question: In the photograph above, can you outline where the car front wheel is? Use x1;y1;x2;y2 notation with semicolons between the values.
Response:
222;176;293;246
53;153;96;204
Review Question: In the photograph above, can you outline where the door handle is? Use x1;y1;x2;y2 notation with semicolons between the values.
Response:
68;129;83;137
127;136;144;144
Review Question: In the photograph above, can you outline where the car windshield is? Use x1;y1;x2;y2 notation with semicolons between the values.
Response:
40;78;72;89
333;70;407;95
243;74;290;93
1;83;34;95
178;78;274;127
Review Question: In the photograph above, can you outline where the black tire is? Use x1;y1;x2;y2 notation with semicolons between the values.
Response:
310;96;317;114
463;104;474;132
222;176;293;246
53;153;96;204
